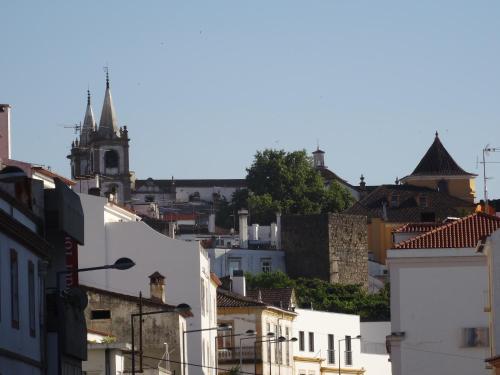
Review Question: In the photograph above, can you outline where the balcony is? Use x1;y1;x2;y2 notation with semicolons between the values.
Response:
218;346;262;363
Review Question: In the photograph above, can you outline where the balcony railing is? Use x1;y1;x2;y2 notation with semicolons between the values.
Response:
218;346;261;362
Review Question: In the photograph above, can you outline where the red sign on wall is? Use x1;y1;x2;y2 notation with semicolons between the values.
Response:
64;235;79;288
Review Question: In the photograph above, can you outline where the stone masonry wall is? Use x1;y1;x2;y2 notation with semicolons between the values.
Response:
282;213;368;288
327;213;368;287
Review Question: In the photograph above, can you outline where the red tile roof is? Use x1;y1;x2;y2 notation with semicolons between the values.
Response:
246;288;296;311
217;288;267;308
394;212;500;249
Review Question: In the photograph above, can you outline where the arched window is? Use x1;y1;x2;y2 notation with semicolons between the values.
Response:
105;150;119;169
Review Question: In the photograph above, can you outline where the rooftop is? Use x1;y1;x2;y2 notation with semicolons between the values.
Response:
394;212;500;249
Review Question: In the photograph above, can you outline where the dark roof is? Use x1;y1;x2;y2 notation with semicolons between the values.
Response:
317;168;354;188
345;184;473;222
408;134;475;177
135;178;246;191
394;212;500;249
217;288;267;308
246;288;295;311
393;222;441;234
81;285;193;317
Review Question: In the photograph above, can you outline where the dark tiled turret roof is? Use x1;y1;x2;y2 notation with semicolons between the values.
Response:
409;133;474;177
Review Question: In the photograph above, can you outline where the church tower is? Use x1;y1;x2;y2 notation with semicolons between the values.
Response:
68;72;132;203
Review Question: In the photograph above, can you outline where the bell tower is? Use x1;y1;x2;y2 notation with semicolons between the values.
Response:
68;71;132;203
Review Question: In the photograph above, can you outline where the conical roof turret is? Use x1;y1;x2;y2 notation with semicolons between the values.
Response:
98;71;119;137
80;90;96;145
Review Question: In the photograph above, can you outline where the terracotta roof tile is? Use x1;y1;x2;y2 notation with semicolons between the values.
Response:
246;288;295;311
394;212;500;249
217;288;266;308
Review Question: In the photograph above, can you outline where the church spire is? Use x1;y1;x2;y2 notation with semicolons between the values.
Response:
80;89;96;145
98;68;119;137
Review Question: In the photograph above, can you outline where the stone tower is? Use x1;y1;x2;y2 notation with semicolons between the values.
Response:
68;73;132;203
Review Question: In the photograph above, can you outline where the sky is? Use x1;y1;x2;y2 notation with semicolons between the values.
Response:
1;1;500;198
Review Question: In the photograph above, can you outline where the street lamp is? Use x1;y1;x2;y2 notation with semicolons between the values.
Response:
338;335;361;375
183;323;232;375
131;301;192;375
56;257;135;292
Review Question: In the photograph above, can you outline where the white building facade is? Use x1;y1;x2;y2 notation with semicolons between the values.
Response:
388;248;490;375
293;309;390;375
77;193;218;375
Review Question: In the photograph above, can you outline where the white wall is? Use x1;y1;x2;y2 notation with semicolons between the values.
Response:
0;232;43;374
388;248;490;375
77;193;215;375
293;309;363;372
486;229;500;357
360;322;391;375
207;248;286;277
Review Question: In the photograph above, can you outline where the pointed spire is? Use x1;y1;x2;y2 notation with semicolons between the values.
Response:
80;89;96;145
98;69;119;137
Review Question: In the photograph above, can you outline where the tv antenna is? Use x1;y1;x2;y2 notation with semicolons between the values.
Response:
58;123;81;135
478;144;500;213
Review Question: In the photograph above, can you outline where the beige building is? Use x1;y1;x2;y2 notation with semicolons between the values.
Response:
82;273;191;375
216;275;297;375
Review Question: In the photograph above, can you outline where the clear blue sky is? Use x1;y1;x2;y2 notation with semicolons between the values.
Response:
2;1;500;199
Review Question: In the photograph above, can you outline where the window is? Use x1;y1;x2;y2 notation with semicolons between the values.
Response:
390;194;399;208
462;328;489;347
228;257;241;277
104;150;119;169
28;261;36;337
299;331;305;351
328;334;335;364
418;194;428;207
10;249;19;329
217;322;233;349
261;258;272;273
91;310;111;320
308;332;314;352
145;195;155;203
267;323;271;362
438;179;448;193
345;335;352;366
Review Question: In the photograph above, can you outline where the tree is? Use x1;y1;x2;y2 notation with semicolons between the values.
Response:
245;271;390;321
240;149;352;224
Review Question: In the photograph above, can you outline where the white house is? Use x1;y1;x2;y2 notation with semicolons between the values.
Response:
292;308;390;375
77;193;218;375
0;187;49;374
388;213;500;375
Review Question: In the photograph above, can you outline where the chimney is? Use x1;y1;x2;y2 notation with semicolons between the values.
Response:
148;271;166;303
0;104;12;161
168;222;176;239
238;209;248;249
276;212;282;249
208;213;216;233
231;269;246;297
270;222;277;247
251;223;259;241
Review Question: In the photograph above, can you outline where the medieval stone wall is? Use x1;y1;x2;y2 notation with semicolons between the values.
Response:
282;213;368;287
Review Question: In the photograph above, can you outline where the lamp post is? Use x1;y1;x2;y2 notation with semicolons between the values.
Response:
183;323;232;375
215;330;255;374
131;302;192;375
337;335;361;375
254;335;284;375
56;257;135;292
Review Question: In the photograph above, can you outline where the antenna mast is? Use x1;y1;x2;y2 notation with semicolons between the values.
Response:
481;145;500;213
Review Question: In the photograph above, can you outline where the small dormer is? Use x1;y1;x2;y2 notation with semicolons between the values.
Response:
312;148;326;169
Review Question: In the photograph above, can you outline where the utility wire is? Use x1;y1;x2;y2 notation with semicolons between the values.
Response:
124;353;257;374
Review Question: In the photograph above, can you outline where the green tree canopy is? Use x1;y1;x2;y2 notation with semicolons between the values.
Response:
237;149;353;225
245;271;390;322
